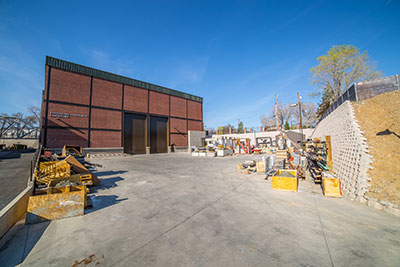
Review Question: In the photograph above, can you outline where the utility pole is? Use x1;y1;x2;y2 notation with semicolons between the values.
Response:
275;95;280;132
297;91;303;148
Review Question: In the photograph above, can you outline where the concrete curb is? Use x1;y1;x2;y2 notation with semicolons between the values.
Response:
0;184;33;239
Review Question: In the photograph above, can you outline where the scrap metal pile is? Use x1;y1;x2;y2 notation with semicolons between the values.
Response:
305;136;342;197
305;138;331;183
235;134;341;197
236;147;303;192
191;143;234;157
0;143;28;150
26;145;100;224
237;160;264;174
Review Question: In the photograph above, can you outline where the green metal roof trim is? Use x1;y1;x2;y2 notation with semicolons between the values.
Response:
46;56;203;103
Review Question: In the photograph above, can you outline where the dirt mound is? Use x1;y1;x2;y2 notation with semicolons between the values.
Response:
353;89;400;206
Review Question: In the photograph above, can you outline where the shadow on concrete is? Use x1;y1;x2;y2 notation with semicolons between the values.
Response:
0;151;21;160
90;176;125;193
93;170;128;177
0;149;36;161
86;195;127;214
21;221;50;260
377;129;400;139
85;174;127;214
0;220;50;267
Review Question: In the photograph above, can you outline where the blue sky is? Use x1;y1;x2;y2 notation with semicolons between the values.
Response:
0;0;399;128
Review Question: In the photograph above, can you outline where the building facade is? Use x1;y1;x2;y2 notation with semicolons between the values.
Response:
41;56;203;153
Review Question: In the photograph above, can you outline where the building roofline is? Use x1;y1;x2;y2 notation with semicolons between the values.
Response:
46;56;203;103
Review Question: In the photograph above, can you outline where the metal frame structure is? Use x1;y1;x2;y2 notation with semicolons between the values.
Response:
0;116;39;139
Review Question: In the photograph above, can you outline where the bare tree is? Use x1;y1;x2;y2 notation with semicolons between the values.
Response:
261;101;318;130
278;103;293;128
260;103;293;130
260;113;274;128
302;103;318;128
292;102;318;128
27;106;41;125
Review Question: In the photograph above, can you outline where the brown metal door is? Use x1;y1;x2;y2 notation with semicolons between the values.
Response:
150;116;168;153
124;113;146;154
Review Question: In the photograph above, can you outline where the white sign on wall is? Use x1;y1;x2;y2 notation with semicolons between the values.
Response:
50;112;88;118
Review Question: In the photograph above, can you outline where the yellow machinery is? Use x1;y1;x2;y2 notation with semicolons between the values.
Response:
39;161;58;170
61;144;82;157
65;155;100;185
34;174;92;194
272;169;298;192
27;154;100;224
26;185;87;224
35;156;99;186
35;160;71;184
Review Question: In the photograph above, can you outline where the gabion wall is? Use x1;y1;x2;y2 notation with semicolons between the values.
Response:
312;101;372;199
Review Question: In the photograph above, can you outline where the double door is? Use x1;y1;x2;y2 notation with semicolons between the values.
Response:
123;113;168;154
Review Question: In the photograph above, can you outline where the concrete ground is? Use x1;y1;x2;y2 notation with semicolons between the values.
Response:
0;150;34;210
0;153;399;267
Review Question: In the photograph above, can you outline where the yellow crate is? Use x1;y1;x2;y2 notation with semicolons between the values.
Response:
272;169;297;192
322;178;342;197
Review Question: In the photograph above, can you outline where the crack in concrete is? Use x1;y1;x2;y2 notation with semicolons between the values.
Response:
316;205;335;267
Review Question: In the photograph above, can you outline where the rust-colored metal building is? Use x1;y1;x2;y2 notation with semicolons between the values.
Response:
41;56;203;153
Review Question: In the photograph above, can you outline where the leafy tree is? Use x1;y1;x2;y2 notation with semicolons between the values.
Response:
217;124;234;134
284;121;290;130
278;103;293;128
310;45;382;116
316;89;334;119
237;120;244;133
